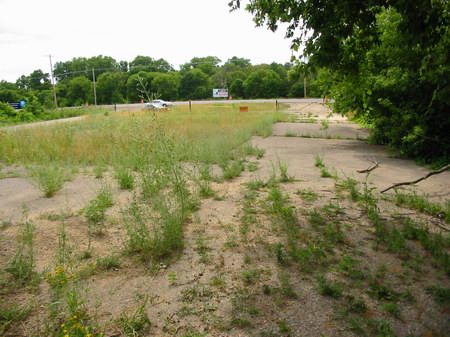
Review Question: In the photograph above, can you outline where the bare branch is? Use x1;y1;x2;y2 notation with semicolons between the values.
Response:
380;164;450;193
357;157;378;173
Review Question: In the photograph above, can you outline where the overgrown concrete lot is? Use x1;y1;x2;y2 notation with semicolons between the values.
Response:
1;103;449;336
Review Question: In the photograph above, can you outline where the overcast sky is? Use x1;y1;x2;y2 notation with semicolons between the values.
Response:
0;0;295;82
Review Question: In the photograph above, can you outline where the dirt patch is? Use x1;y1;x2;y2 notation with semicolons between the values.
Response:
1;103;449;337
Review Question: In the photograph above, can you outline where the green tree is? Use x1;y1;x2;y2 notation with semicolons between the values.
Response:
129;56;174;74
180;68;210;100
67;76;93;106
212;57;251;91
126;71;157;102
225;56;251;69
244;69;282;98
152;73;180;101
16;70;51;91
181;56;221;76
0;89;21;103
96;72;126;104
230;79;245;98
54;55;118;81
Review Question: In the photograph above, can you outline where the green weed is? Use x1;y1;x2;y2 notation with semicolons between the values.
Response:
118;298;151;337
426;285;450;305
242;269;259;285
382;301;400;318
296;188;319;202
400;218;449;275
347;317;367;336
195;234;212;264
241;143;265;158
274;243;289;265
83;185;113;226
222;160;244;180
367;319;396;337
56;222;73;266
230;317;252;328
0;304;30;334
338;255;366;280
31;163;66;197
56;286;103;337
123;200;152;258
320;166;333;178
278;320;291;334
96;255;120;271
293;244;328;272
198;163;213;181
93;163;106;178
343;295;368;314
247;161;259;172
181;284;213;303
245;178;266;191
317;274;342;298
210;276;225;288
368;280;398;301
277;272;298;300
284;130;297;137
314;155;325;168
277;158;294;183
394;191;450;223
181;330;207;337
339;177;360;201
320;119;329;130
6;216;36;284
116;167;134;190
224;234;239;249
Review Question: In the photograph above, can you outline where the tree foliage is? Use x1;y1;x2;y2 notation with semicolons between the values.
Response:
230;0;450;161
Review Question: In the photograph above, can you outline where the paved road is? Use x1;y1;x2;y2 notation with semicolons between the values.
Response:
113;98;324;111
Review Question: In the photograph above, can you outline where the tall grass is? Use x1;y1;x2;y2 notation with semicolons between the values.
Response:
0;104;286;167
1;105;287;265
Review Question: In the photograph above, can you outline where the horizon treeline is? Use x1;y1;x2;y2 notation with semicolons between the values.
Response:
0;55;323;108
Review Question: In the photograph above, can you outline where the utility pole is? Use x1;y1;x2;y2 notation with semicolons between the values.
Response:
45;54;58;108
92;68;97;106
304;75;307;98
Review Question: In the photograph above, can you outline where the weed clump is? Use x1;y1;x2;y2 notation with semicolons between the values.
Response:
83;185;113;227
31;164;66;197
6;216;36;284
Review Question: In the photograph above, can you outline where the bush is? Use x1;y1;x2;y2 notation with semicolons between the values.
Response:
24;96;44;117
0;101;16;119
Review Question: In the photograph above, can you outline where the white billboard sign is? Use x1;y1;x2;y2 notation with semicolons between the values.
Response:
213;88;228;98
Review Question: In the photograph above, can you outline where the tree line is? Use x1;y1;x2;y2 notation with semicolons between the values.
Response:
0;55;324;109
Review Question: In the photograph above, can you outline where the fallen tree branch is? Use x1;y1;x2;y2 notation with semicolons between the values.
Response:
380;164;450;193
390;214;450;232
433;221;450;232
357;157;379;173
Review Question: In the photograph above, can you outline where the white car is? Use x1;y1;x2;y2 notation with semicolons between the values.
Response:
144;99;173;109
